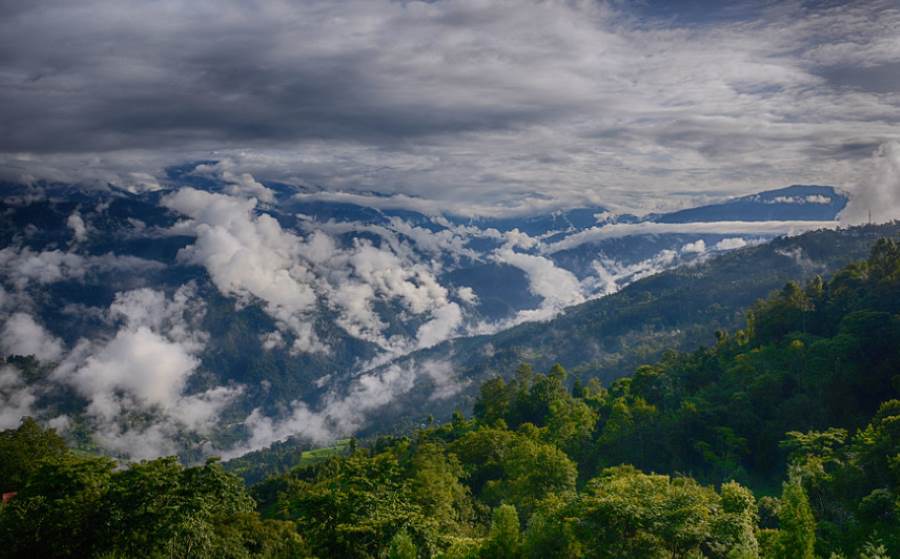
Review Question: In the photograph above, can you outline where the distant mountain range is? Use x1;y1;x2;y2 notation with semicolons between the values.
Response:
0;168;857;459
352;223;900;437
653;184;847;223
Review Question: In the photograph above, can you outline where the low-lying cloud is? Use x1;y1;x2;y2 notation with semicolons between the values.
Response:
546;220;841;253
840;141;900;225
230;358;464;456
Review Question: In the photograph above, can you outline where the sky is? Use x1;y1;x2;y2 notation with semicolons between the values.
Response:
1;0;899;211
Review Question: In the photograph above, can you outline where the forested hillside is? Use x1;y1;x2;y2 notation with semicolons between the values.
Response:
2;238;900;558
0;180;850;460
353;223;900;436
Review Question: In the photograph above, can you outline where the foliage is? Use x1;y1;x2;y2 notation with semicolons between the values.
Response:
480;505;520;559
0;416;67;493
775;479;816;559
4;238;900;558
0;441;309;558
388;529;418;559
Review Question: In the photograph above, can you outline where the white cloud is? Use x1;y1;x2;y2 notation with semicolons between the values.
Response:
3;1;899;211
164;188;474;358
422;359;469;401
546;220;840;253
0;248;88;288
767;195;832;205
388;217;478;260
681;240;706;254
163;188;326;353
502;229;540;250
294;190;603;219
1;312;64;362
67;212;88;242
228;358;454;455
776;246;820;271
415;302;463;350
714;237;748;251
260;330;285;351
47;285;242;459
456;286;478;305
63;326;200;421
193;160;276;203
491;248;584;323
0;365;37;429
0;247;165;291
586;250;679;298
841;141;900;225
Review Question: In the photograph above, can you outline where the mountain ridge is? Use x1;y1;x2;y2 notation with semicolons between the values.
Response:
0;176;857;459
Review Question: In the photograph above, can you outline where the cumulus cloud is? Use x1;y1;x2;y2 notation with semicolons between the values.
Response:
62;326;200;421
714;237;749;251
422;359;470;401
163;188;326;354
415;303;463;350
456;286;478;305
326;237;463;354
0;365;37;429
1;312;64;362
0;281;240;459
681;240;706;254
841;141;900;225
260;331;285;351
163;187;472;357
0;247;165;290
0;248;90;288
67;212;88;242
776;246;820;272
680;237;759;253
193;160;276;203
49;284;242;459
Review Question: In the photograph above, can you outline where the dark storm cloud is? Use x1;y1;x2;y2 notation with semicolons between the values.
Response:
1;0;899;210
0;1;575;154
817;62;900;95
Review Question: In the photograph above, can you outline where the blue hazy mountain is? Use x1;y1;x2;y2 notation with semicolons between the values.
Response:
653;185;847;223
0;175;853;459
347;222;900;437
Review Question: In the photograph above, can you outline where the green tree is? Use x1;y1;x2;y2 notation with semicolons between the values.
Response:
564;466;746;559
97;457;255;558
0;454;115;559
480;504;520;559
276;450;434;559
546;397;597;458
777;479;816;559
408;442;474;533
387;529;418;559
0;417;67;493
474;377;513;425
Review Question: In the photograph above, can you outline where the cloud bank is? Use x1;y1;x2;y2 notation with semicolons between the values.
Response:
840;141;900;225
1;1;898;210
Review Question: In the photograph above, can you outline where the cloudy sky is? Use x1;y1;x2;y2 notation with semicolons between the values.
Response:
1;0;899;210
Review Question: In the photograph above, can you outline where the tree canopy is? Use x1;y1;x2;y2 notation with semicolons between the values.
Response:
3;238;900;557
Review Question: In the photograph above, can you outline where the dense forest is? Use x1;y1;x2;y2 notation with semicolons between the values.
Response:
2;238;900;558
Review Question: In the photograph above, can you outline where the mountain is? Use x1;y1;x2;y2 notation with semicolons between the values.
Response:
0;172;852;459
652;184;847;223
5;237;900;559
341;222;900;437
